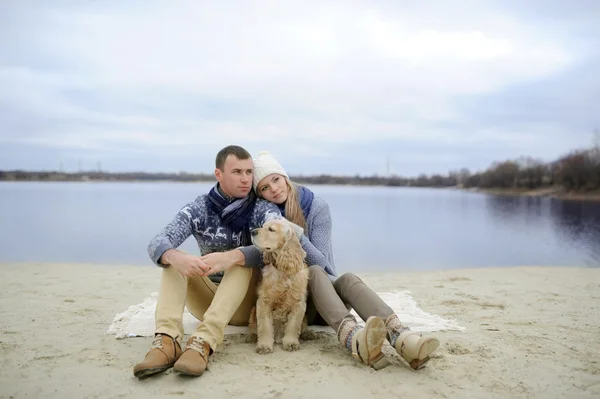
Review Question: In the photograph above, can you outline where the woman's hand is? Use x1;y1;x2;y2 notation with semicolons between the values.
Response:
200;249;245;276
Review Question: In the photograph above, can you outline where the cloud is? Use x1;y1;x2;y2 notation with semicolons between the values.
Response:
0;0;598;175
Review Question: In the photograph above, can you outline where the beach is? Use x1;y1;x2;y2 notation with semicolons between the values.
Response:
1;263;599;399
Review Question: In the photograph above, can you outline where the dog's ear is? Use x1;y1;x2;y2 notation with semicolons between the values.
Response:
283;222;294;241
275;230;306;274
276;218;299;242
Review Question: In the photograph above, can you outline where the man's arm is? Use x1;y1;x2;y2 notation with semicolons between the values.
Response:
162;248;210;277
147;201;200;267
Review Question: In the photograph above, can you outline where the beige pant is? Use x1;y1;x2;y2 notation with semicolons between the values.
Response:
154;264;258;351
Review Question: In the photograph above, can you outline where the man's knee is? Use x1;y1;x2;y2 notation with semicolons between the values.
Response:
224;264;250;276
161;262;188;282
222;265;254;284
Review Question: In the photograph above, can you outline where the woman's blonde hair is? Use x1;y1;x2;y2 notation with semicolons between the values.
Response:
283;179;307;230
257;176;306;229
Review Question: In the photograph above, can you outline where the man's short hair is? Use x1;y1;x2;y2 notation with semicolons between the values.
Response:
215;145;252;171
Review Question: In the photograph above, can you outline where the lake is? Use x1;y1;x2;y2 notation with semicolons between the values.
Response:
1;181;599;273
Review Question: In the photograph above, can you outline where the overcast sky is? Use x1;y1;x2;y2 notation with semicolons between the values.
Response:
1;0;599;177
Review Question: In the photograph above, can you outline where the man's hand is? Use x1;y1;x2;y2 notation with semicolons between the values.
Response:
200;250;245;276
161;249;209;278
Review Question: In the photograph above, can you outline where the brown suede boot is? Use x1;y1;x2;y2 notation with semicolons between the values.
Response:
133;333;182;378
173;335;211;377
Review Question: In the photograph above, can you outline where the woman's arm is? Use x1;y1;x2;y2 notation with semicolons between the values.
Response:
299;198;337;277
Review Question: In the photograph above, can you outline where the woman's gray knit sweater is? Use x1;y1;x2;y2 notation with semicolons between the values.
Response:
298;195;337;278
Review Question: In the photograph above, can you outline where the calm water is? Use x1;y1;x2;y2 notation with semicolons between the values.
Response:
1;181;599;273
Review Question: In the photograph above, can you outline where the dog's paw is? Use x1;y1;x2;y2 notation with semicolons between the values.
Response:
256;344;273;355
282;338;300;352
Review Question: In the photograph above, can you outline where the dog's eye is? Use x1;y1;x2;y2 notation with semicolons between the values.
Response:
268;227;275;232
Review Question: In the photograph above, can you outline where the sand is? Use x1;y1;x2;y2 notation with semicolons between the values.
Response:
1;263;599;399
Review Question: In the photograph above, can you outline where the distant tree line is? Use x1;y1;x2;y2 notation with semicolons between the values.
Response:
0;170;212;182
461;146;600;191
2;143;599;192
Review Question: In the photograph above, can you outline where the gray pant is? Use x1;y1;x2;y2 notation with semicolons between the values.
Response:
305;265;394;332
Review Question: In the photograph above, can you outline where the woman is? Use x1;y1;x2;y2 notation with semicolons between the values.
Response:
252;151;440;370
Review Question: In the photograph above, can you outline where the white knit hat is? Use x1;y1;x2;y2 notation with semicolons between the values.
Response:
252;151;289;190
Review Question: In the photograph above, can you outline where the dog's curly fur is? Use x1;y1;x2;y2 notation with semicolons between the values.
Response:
248;219;310;354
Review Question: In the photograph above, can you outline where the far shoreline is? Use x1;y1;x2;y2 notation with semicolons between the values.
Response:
462;186;600;202
3;178;600;202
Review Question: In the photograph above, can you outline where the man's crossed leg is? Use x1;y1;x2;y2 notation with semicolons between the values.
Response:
133;265;258;378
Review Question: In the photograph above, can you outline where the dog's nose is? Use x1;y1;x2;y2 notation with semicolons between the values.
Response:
251;229;258;236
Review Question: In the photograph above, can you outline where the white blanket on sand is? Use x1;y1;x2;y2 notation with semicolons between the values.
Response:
107;291;465;339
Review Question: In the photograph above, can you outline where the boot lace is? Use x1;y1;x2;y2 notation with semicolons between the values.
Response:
151;334;164;349
188;336;207;357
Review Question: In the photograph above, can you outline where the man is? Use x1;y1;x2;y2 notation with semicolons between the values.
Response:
133;145;281;378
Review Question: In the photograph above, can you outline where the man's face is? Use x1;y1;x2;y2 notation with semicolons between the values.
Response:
215;155;254;198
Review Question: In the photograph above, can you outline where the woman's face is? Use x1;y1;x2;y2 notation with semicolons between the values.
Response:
256;174;288;204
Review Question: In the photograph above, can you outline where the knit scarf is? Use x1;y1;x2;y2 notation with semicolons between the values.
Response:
277;185;314;220
206;184;257;245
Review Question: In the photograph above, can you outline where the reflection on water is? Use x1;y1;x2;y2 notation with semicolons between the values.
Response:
485;195;600;266
550;200;600;266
